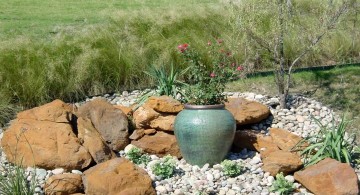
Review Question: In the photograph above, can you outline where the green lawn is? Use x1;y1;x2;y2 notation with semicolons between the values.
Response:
0;0;218;38
227;65;360;143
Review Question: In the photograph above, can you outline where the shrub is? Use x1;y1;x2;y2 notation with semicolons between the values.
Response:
270;172;295;195
126;147;151;166
300;116;355;167
0;163;37;195
221;159;242;177
151;155;176;179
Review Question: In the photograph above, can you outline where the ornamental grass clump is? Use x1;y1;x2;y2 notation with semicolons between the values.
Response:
300;116;355;167
177;40;246;105
151;155;176;179
126;147;151;166
143;64;188;99
221;159;242;177
270;172;295;195
0;163;37;195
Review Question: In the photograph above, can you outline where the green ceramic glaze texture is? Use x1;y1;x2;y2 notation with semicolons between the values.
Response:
174;105;236;166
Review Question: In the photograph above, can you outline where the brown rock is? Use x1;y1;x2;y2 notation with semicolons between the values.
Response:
132;131;181;158
1;119;92;171
232;130;280;158
269;128;307;152
17;99;74;123
77;117;115;164
44;173;83;195
114;105;133;116
77;99;130;151
145;96;183;113
294;158;359;195
82;158;156;195
225;98;270;125
132;105;160;129
150;115;176;131
262;150;303;176
234;130;279;152
129;129;145;140
144;129;157;135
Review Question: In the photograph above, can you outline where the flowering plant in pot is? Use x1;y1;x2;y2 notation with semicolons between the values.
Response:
177;41;245;105
174;40;245;167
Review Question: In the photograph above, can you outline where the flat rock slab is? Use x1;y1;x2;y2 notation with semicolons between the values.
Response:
225;98;270;126
262;150;303;176
82;158;156;195
294;158;359;195
131;131;181;158
44;173;83;195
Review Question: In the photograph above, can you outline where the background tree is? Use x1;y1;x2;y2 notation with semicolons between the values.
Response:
228;0;358;108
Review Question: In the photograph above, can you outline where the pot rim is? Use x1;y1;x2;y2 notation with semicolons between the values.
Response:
184;104;225;110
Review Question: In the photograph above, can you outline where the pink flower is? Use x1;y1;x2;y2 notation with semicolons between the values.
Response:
207;41;212;46
236;66;243;71
217;39;223;44
210;72;216;77
177;43;189;53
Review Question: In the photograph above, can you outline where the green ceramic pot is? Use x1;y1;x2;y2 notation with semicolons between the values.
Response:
174;104;236;167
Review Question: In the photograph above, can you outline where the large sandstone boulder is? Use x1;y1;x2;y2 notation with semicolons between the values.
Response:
76;99;130;151
294;158;359;195
44;173;83;195
145;96;183;113
225;98;270;126
77;117;115;164
82;158;156;195
1;119;92;171
131;131;181;158
262;150;303;176
17;99;75;123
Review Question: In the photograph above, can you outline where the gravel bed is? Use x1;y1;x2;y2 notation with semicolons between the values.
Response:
0;91;359;195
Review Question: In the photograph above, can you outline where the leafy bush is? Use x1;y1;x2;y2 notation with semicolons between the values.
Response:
126;147;151;165
151;155;176;179
178;41;245;105
301;116;355;167
270;173;295;195
221;159;242;177
0;163;37;195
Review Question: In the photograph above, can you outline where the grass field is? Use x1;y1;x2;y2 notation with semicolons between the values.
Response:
0;0;218;38
227;65;360;143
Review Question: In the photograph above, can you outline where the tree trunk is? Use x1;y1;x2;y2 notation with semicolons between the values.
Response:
277;0;287;109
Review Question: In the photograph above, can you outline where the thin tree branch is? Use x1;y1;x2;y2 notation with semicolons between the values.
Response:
288;1;351;74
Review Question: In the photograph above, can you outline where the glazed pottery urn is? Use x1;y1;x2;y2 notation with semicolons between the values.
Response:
174;104;236;166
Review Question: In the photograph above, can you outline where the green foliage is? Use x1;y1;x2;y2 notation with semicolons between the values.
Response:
352;146;360;165
126;147;151;165
221;160;242;177
270;173;295;195
178;41;245;105
151;155;176;179
301;115;355;167
0;163;37;195
143;64;188;99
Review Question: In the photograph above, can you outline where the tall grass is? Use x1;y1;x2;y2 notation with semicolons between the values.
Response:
0;0;359;126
